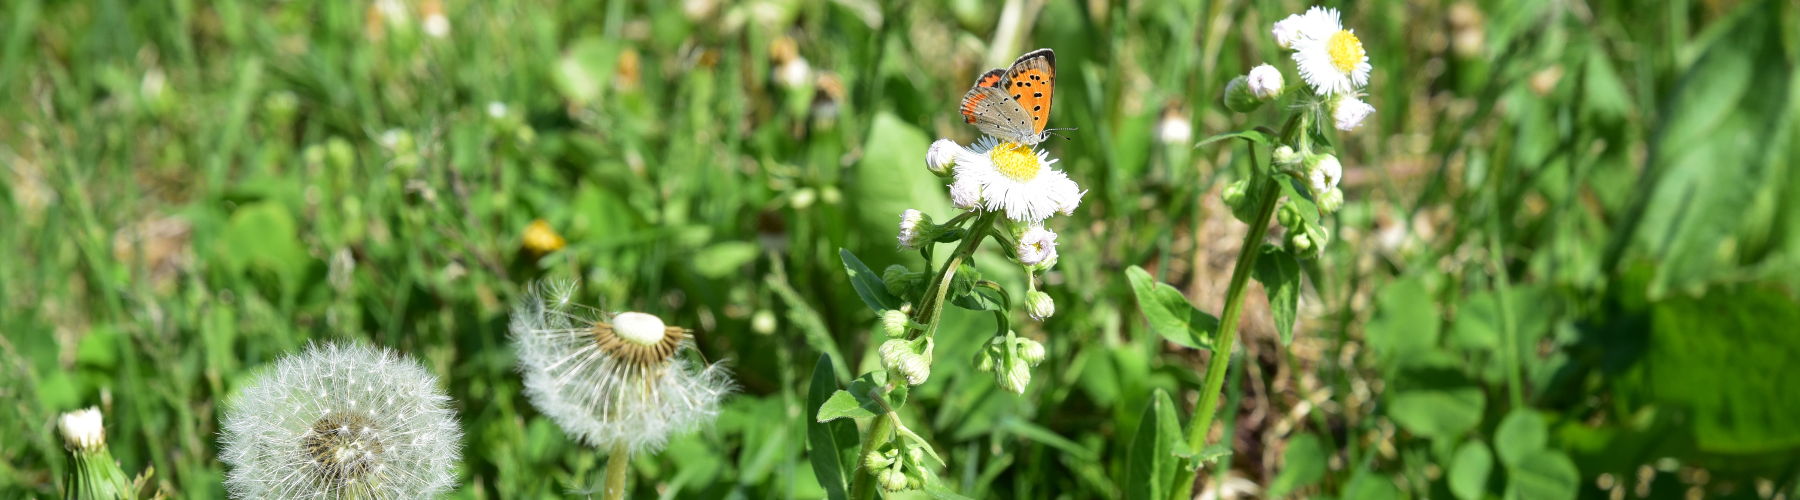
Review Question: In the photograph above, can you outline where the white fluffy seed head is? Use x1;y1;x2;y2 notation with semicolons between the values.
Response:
510;281;735;454
59;407;105;451
219;343;461;499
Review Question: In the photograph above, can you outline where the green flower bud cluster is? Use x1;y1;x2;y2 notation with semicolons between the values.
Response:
878;334;934;386
1275;199;1332;259
863;443;927;492
975;332;1046;394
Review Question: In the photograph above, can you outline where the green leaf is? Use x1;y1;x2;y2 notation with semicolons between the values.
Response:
217;201;308;296
1267;433;1327;497
1449;440;1494;500
1196;127;1276;148
1494;410;1548;467
1631;287;1800;452
1125;266;1219;350
840;248;902;312
1364;277;1440;369
693;241;760;279
806;355;856;500
554;36;620;106
815;372;907;422
1616;2;1795;296
1341;469;1402;500
1503;449;1579;500
1252;245;1301;344
853;113;950;256
1001;418;1094;462
1387;366;1485;440
1125;389;1188;500
950;284;1005;312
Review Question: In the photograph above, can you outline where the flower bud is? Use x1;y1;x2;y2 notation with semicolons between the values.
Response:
1015;226;1059;268
997;357;1032;394
880;468;911;492
1025;291;1055;320
926;139;960;177
1333;95;1375;131
881;310;911;338
1277;201;1303;228
1222;178;1249;209
1318;187;1345;214
1247;64;1284;101
60;408;105;451
1223;76;1263;113
906;446;924;464
59;408;134;500
974;347;996;372
865;450;894;470
1305;154;1342;195
1017;338;1047;365
1272;146;1301;170
896;209;933;250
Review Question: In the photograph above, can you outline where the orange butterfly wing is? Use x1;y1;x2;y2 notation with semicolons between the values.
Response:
961;69;1008;124
1001;49;1055;135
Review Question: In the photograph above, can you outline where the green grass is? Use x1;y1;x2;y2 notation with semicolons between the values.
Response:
4;0;1799;498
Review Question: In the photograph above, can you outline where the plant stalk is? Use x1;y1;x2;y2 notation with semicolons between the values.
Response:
848;412;897;500
1169;163;1283;500
603;443;630;500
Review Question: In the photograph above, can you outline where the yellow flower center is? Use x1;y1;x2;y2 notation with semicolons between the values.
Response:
1327;30;1365;74
990;142;1041;182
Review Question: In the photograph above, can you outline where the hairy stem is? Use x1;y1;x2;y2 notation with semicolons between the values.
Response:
603;443;630;500
1170;155;1283;500
913;211;999;338
848;412;897;500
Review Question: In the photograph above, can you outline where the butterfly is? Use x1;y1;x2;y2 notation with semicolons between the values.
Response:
959;49;1057;145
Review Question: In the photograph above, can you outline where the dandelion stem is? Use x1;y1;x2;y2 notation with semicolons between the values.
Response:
1171;148;1283;500
603;443;630;500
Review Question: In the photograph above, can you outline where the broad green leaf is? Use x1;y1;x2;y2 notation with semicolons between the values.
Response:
217;201;308;296
1631;287;1800;452
1125;266;1219;350
554;36;620;106
1252;245;1301;344
1364;277;1439;369
1449;440;1494;500
950;284;1005;312
1503;449;1579;500
1125;389;1187;500
806;355;856;500
840;248;902;312
852;113;949;257
1388;366;1485;440
693;241;759;279
1267;433;1326;497
1618;2;1794;296
815;372;908;422
1341;469;1402;500
1494;410;1548;467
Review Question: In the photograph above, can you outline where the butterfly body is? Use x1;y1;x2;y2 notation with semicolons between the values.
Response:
960;49;1056;145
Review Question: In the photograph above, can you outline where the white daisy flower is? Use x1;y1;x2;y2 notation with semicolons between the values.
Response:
946;137;1084;223
896;209;929;249
510;281;734;454
1290;7;1371;96
1247;64;1285;100
219;343;462;499
1015;225;1059;266
1272;6;1341;49
1333;95;1375;130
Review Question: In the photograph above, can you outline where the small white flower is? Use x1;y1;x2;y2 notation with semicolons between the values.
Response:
511;281;734;453
949;178;983;211
775;57;812;89
1333;95;1375;131
1015;225;1059;267
1308;154;1343;195
59;407;105;451
897;209;929;250
1291;7;1371;96
944;137;1084;222
220;343;461;499
1247;64;1284;100
1156;112;1193;145
1272;7;1340;49
925;139;960;176
423;13;450;38
486;101;508;119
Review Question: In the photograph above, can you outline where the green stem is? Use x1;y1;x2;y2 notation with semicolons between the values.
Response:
1169;159;1284;500
912;211;999;338
603;443;630;500
848;412;897;500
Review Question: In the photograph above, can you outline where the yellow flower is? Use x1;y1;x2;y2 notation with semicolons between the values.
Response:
522;219;566;254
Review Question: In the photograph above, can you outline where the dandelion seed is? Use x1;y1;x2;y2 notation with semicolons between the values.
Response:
945;137;1084;223
219;343;461;499
510;281;734;453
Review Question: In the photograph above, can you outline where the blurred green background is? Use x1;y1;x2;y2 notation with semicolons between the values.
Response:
3;0;1799;498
